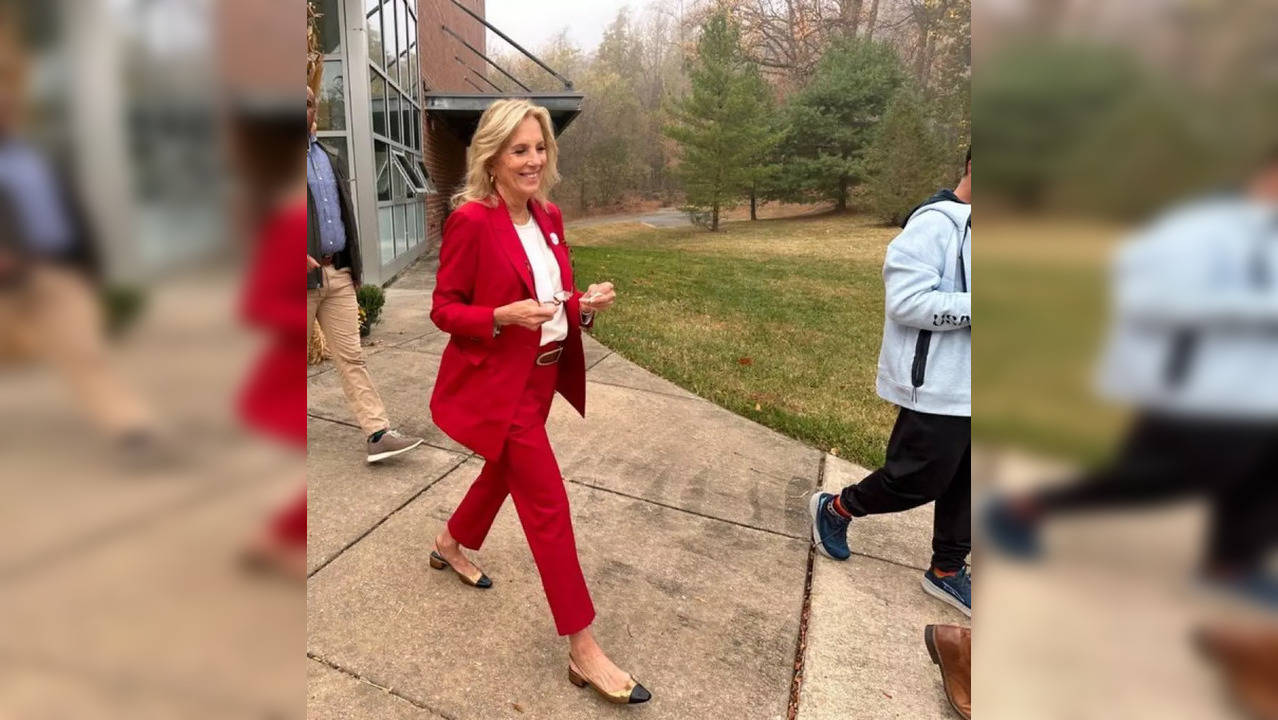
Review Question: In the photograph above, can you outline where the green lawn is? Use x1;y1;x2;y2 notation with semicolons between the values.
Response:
569;213;1126;469
570;214;901;468
975;219;1127;463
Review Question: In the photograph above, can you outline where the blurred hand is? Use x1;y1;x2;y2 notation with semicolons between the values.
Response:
495;299;556;331
580;282;615;312
307;255;321;270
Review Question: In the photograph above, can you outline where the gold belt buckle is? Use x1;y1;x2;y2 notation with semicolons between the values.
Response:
536;347;563;366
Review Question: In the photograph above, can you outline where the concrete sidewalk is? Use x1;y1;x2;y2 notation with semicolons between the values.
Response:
306;259;970;720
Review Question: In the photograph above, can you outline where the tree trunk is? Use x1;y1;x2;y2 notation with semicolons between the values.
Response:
864;0;881;40
839;0;864;37
836;179;848;212
712;203;720;231
750;188;757;221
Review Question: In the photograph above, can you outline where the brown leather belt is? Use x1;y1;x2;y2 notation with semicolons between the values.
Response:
536;342;564;366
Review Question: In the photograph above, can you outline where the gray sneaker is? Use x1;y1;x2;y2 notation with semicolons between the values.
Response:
366;429;424;463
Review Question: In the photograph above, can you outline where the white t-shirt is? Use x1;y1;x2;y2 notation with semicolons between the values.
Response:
513;217;568;346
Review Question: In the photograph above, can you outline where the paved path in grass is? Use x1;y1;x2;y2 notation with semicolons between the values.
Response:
565;207;693;229
307;257;968;720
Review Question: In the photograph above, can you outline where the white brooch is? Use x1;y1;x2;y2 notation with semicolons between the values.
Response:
550;233;560;246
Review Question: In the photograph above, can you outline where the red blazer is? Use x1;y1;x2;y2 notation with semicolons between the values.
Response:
429;198;591;460
238;200;307;448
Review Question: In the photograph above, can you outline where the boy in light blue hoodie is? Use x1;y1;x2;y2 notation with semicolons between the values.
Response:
810;150;972;617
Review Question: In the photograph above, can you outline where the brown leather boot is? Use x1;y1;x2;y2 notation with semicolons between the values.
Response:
925;624;971;719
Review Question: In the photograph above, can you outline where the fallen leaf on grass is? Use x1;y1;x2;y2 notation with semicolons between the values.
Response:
830;447;840;456
738;357;753;366
754;403;762;411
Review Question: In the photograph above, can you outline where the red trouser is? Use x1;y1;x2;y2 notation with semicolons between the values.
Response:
446;358;596;636
270;489;307;546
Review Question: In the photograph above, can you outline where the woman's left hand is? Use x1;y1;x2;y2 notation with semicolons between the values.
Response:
580;282;616;313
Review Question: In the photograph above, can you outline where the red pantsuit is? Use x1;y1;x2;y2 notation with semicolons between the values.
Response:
430;198;596;636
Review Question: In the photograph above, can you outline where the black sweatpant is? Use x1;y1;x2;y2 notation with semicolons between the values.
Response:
1036;414;1278;571
839;407;971;573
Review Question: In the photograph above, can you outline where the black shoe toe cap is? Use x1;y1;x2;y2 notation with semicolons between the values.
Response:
629;683;651;704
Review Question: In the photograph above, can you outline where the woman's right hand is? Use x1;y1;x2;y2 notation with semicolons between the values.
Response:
494;299;555;331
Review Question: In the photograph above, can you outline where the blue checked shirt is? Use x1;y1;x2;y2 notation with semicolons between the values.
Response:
307;136;347;255
0;139;74;255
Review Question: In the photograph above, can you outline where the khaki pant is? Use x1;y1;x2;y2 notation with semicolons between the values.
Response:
308;265;388;436
0;265;151;436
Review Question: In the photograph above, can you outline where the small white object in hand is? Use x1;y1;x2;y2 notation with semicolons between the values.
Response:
550;232;560;245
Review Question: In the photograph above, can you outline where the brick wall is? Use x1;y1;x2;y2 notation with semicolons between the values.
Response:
418;0;483;256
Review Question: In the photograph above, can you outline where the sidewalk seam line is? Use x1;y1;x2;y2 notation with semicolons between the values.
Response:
307;453;474;579
565;477;927;571
787;452;825;720
0;478;243;585
584;378;696;401
309;652;456;719
566;478;806;543
585;350;614;371
305;413;461;455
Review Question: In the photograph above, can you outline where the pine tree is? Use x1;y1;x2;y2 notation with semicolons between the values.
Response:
862;86;951;225
664;11;777;231
769;38;905;211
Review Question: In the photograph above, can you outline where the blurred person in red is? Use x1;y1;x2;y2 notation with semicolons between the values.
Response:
234;98;308;580
306;86;423;463
985;148;1278;607
0;16;155;449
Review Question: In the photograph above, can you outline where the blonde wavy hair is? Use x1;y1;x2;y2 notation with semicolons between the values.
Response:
451;98;561;209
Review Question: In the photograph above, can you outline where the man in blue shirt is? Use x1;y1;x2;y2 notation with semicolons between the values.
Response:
307;86;422;463
0;39;153;446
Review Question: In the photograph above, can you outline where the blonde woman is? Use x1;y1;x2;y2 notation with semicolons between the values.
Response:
427;99;648;705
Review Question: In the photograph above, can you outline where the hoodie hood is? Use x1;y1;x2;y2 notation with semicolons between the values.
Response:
902;189;970;229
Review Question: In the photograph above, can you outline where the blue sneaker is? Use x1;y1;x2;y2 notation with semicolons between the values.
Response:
922;566;971;617
983;498;1042;560
809;492;851;560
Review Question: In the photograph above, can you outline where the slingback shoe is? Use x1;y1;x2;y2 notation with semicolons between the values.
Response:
567;660;651;705
428;549;492;589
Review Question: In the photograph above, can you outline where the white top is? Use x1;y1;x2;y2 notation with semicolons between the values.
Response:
513;217;568;345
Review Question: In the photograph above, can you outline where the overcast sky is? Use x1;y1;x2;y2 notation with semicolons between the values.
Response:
485;0;658;55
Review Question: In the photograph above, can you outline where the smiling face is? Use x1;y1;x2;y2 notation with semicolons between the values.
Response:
490;115;546;206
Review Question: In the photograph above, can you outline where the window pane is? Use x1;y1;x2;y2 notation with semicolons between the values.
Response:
384;0;398;86
318;60;345;131
398;2;412;88
388;90;401;143
406;200;417;247
375;142;390;202
315;0;343;55
391;157;405;201
370;72;385;136
401;102;413;152
417;203;426;245
379;206;394;264
394;205;407;257
408;44;418;102
365;7;382;67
